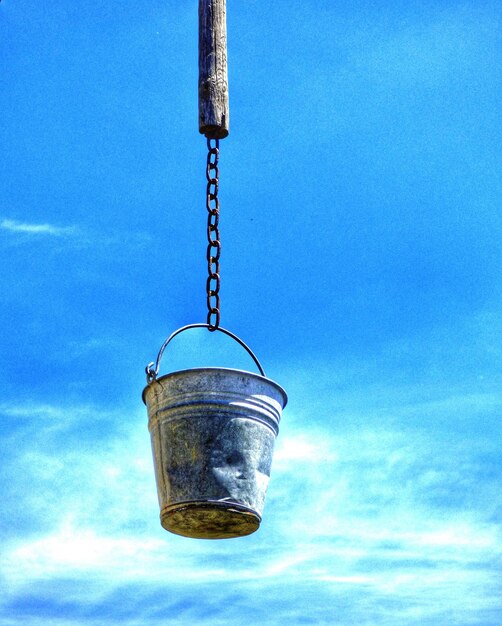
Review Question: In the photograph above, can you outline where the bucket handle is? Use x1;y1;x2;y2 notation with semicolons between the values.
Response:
145;323;266;383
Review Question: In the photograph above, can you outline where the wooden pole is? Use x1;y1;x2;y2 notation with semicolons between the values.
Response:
199;0;229;139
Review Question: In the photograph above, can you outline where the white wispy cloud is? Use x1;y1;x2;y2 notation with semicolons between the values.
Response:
1;387;501;625
0;219;77;236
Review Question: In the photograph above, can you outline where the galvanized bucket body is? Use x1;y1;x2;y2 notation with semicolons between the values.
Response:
143;366;287;539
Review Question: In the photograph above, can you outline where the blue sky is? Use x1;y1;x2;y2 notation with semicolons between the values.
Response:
1;1;501;624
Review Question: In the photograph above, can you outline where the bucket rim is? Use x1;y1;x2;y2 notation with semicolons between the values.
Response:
142;366;288;408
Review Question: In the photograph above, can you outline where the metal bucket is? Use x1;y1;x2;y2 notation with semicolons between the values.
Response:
142;324;287;540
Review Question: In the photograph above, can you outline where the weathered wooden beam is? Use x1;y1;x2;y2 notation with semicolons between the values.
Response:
199;0;229;139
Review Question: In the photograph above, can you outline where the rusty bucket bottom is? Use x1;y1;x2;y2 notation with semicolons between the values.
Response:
160;501;261;539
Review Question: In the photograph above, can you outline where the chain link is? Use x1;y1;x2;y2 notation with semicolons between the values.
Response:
206;138;220;330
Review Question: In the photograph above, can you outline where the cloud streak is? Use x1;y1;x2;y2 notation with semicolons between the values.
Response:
0;219;77;237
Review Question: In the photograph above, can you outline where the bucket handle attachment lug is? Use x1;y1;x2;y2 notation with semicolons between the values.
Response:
146;323;266;383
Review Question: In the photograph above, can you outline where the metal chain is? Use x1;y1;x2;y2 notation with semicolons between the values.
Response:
206;138;221;330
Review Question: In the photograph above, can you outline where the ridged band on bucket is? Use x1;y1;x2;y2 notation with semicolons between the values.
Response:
143;366;287;539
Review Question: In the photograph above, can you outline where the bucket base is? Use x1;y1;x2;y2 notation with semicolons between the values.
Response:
160;501;261;539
